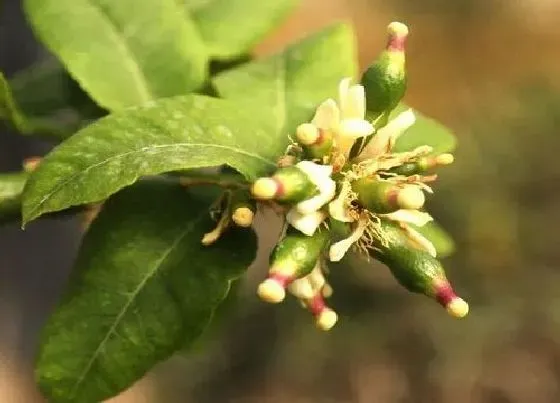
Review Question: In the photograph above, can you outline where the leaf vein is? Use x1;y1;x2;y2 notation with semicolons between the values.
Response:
27;142;275;219
85;0;153;102
70;218;200;397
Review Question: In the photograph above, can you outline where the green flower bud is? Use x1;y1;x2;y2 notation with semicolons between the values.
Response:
373;220;468;318
390;153;455;176
296;123;333;160
361;22;408;121
251;165;318;203
257;228;330;303
352;177;425;213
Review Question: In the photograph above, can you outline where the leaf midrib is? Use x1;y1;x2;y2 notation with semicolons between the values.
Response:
26;142;276;220
70;217;200;397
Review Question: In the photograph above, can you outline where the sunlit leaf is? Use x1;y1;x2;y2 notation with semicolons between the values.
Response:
24;0;208;110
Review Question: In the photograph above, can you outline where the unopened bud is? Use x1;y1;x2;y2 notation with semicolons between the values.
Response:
391;153;455;176
372;220;468;318
306;293;338;331
230;191;256;228
251;165;318;203
352;177;425;213
361;22;408;118
257;278;287;303
296;123;334;160
22;157;42;172
232;206;254;227
258;230;329;304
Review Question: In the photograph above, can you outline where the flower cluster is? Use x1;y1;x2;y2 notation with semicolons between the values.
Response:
205;22;468;331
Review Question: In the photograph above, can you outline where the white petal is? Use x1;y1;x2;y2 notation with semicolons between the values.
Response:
311;99;340;130
328;181;355;223
288;277;315;299
343;84;366;120
296;160;333;179
286;209;327;236
382;210;433;227
356;109;416;161
294;161;336;214
405;226;437;257
296;177;336;214
328;219;367;262
338;77;352;115
338;119;374;140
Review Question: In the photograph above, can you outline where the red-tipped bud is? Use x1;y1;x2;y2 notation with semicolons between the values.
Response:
257;230;329;304
361;22;408;119
296;123;334;160
306;293;338;331
251;165;318;203
352;177;425;214
391;153;455;176
371;220;469;318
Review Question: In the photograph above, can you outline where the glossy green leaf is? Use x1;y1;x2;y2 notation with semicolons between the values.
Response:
213;23;357;147
22;95;279;224
183;0;297;60
24;0;208;111
412;221;456;259
0;172;28;225
36;181;257;403
391;103;457;154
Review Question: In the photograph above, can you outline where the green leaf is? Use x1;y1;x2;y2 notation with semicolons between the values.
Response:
36;181;257;403
0;72;30;132
1;61;104;139
0;172;28;225
213;23;357;150
391;103;457;154
183;0;298;60
24;0;208;111
22;95;278;224
412;221;456;259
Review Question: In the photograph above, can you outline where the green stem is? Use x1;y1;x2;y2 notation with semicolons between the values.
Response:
0;170;249;226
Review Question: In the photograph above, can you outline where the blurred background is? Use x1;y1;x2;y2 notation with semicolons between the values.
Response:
2;0;560;401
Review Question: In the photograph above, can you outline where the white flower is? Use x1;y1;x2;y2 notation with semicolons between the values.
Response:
311;98;340;131
294;161;336;214
335;78;375;157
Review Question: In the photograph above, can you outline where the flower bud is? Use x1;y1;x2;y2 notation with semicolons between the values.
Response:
373;220;468;318
390;153;455;176
230;191;256;228
251;165;318;203
296;123;333;159
306;293;338;331
22;156;42;172
360;22;408;120
257;229;329;303
352;177;425;213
